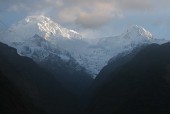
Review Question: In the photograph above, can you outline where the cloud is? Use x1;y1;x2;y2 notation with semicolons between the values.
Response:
56;0;152;29
0;0;38;12
75;13;112;29
7;3;30;12
0;0;153;29
115;0;151;10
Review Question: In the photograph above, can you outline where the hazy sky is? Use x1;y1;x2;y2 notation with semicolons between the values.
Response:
0;0;170;39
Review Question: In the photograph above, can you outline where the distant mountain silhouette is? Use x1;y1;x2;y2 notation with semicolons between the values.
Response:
87;42;170;114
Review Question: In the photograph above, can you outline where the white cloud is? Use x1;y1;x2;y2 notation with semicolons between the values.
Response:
55;0;151;28
1;0;153;29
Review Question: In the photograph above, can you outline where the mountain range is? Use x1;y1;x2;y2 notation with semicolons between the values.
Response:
0;15;170;114
0;15;167;77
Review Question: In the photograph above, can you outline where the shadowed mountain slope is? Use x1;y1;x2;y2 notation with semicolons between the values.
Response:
0;42;82;114
87;42;170;114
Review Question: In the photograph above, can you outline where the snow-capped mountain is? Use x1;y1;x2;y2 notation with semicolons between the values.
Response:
1;15;82;43
76;25;156;76
0;15;166;78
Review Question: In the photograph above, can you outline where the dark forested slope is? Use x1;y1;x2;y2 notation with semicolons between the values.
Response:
87;42;170;114
0;42;81;114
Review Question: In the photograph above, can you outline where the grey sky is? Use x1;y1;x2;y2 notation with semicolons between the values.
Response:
0;0;170;39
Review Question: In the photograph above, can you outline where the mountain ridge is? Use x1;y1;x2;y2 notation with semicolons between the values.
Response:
0;15;167;77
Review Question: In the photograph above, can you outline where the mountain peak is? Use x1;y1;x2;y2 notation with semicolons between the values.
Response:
25;15;82;40
25;15;51;23
4;15;82;43
126;25;153;40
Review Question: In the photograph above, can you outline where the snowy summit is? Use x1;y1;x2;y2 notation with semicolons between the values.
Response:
1;15;82;43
